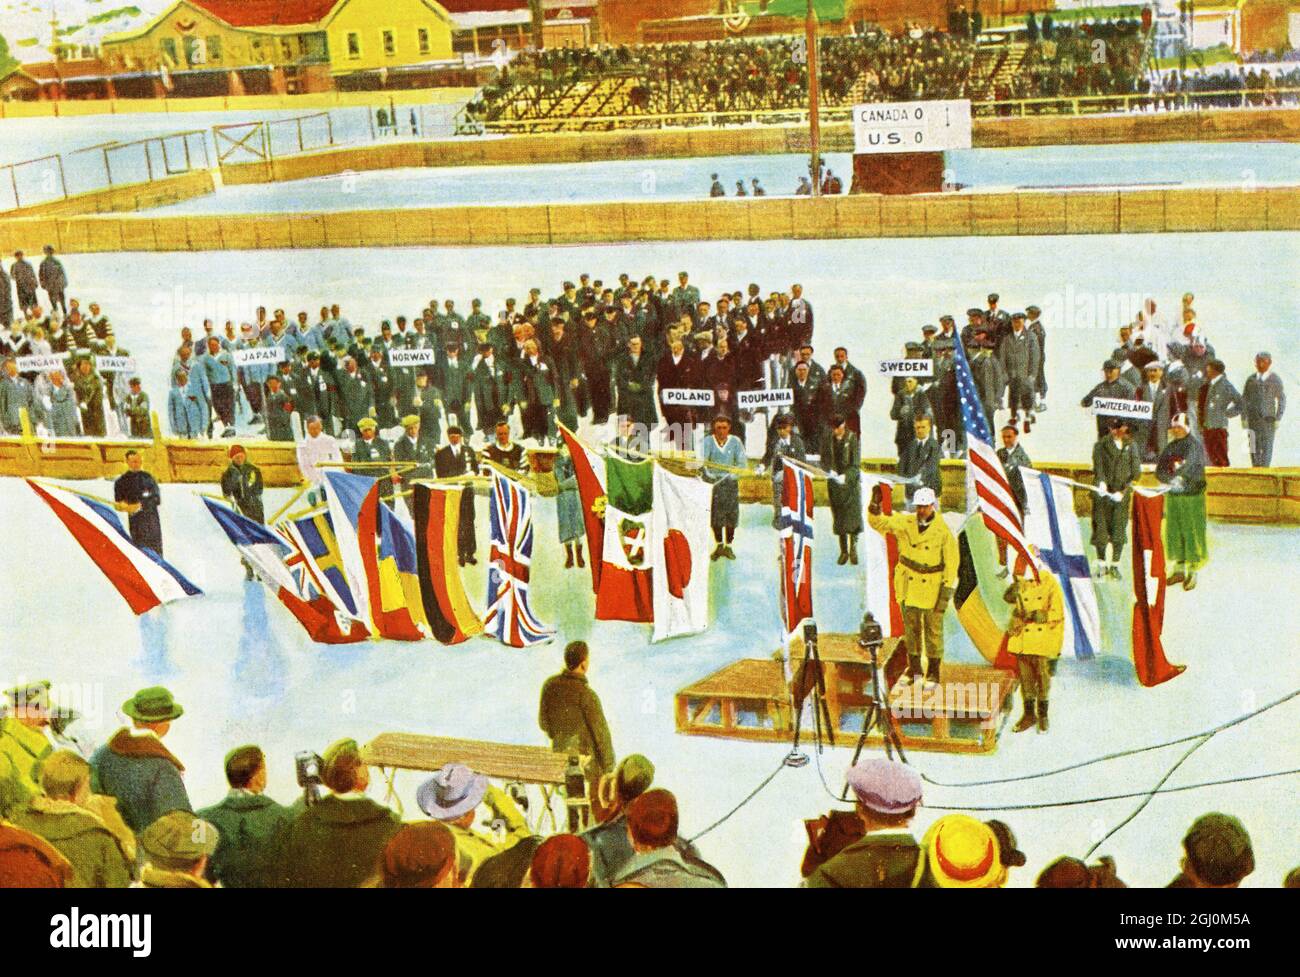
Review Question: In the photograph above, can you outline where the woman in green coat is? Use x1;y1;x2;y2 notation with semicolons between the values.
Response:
821;415;863;565
72;358;106;437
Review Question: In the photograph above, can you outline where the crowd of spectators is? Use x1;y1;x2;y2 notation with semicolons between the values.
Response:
2;677;1292;888
464;16;1169;124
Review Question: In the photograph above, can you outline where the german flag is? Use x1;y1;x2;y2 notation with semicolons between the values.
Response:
414;484;484;644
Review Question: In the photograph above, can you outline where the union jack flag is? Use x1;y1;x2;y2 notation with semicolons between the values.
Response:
779;460;815;638
484;470;555;647
952;331;1041;579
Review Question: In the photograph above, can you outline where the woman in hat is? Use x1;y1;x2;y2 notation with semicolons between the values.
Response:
1156;412;1208;590
553;440;585;569
821;414;863;565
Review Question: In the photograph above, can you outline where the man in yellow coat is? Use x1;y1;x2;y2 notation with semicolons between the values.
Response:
1003;557;1065;733
0;681;55;820
868;485;960;691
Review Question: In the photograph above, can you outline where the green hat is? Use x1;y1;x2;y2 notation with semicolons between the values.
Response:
615;754;655;802
122;686;183;723
140;811;219;866
4;679;50;709
1183;813;1254;886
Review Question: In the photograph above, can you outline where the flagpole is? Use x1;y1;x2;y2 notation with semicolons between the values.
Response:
28;477;118;508
268;481;310;524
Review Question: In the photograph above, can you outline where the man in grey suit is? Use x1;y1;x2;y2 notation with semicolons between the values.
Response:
996;312;1041;433
1196;358;1243;467
1242;352;1285;468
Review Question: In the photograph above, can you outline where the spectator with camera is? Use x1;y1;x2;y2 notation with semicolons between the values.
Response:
278;738;401;887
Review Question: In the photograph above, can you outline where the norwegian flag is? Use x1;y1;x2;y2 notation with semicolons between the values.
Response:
484;470;554;647
779;460;815;638
952;332;1041;580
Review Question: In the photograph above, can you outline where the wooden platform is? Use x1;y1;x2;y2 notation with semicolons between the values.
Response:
675;636;1019;755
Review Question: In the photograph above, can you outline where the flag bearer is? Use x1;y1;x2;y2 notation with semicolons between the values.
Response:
867;484;959;691
1090;418;1141;579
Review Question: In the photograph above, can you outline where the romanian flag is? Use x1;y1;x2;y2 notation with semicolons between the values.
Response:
952;516;1008;667
413;483;483;644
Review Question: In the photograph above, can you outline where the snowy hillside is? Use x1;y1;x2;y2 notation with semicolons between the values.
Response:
1;0;164;63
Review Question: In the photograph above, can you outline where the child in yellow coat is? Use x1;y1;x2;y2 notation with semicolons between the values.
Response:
1004;556;1065;733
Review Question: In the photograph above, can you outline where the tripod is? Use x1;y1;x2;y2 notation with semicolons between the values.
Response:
785;622;835;768
841;613;907;799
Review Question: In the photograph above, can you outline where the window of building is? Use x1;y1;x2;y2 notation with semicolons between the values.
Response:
206;35;222;62
417;28;430;55
382;29;395;57
298;34;308;55
160;37;177;64
251;37;265;62
280;38;293;61
347;32;361;59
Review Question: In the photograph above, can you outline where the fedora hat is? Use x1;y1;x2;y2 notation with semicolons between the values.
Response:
122;686;183;723
417;763;488;821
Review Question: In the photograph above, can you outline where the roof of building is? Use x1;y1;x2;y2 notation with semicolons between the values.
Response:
10;58;113;83
186;0;343;27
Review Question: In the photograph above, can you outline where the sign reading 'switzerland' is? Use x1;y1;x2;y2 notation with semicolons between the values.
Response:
1091;398;1154;419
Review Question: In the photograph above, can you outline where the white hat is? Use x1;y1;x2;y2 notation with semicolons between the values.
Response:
913;487;938;507
1170;412;1190;431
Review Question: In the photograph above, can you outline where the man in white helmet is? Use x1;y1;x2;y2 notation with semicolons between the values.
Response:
867;484;959;691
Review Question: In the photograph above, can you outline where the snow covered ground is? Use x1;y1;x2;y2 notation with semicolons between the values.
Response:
3;474;1297;887
58;231;1300;465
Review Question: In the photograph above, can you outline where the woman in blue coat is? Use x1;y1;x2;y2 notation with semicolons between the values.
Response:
554;444;585;569
168;369;206;439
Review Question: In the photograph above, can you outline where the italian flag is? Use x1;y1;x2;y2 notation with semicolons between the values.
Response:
596;454;654;622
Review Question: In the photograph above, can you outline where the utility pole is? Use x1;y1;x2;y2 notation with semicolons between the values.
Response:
528;0;545;51
806;0;821;196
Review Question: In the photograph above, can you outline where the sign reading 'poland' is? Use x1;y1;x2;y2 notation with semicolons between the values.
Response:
662;388;715;406
852;99;973;154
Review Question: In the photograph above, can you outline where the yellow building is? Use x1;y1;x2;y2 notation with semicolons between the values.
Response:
101;0;456;95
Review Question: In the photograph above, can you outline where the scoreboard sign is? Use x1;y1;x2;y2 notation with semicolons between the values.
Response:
852;99;972;155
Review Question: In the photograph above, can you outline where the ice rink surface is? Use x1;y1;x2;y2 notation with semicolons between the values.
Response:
67;230;1300;465
4;476;1298;888
143;141;1300;214
4;167;1297;885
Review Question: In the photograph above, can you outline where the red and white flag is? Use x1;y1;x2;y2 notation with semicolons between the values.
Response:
779;461;815;638
861;473;903;638
1130;491;1185;687
651;463;712;642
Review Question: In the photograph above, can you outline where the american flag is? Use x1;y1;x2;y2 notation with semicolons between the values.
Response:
484;470;555;647
952;331;1041;578
779;460;815;637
